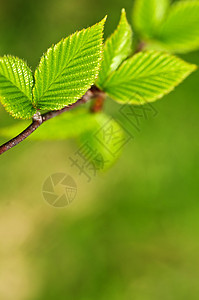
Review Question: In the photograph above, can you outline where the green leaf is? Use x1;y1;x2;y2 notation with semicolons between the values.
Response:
32;109;98;140
0;110;124;170
0;56;36;119
133;0;169;39
33;18;106;111
0;109;98;140
79;113;124;171
103;51;197;104
157;1;199;53
96;9;133;89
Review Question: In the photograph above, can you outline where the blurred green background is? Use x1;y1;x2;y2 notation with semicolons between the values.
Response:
0;0;199;299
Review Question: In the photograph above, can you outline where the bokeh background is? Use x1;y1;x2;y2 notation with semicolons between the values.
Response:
0;0;199;299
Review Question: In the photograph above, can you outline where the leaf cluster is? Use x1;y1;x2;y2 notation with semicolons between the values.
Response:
0;18;106;119
0;0;198;161
133;0;199;53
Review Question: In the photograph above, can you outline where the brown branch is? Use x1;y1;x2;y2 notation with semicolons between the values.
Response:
90;86;105;113
0;88;96;156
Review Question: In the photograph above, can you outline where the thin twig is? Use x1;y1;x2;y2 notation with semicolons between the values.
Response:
0;88;97;156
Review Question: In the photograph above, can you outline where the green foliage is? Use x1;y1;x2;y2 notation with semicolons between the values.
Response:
0;109;97;140
0;109;123;170
133;0;199;53
0;108;123;170
157;1;199;53
33;18;106;110
0;56;36;119
102;51;196;104
35;109;97;140
79;113;124;171
0;19;106;119
133;0;169;39
0;1;198;157
96;9;132;89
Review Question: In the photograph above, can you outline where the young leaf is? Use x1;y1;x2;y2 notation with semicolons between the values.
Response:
133;0;169;39
0;110;124;170
97;9;133;89
79;113;124;171
30;109;98;140
0;109;98;140
157;1;199;53
103;51;196;104
33;18;106;111
0;56;36;119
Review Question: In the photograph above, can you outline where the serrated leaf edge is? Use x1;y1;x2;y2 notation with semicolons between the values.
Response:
104;50;197;105
32;17;107;109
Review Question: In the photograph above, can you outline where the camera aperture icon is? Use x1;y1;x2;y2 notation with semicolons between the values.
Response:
42;173;77;207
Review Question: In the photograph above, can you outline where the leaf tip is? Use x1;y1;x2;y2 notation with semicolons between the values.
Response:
191;63;198;72
101;15;108;26
120;8;129;25
182;60;198;76
121;8;126;16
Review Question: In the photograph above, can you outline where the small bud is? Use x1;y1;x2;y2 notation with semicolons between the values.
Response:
33;111;42;123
